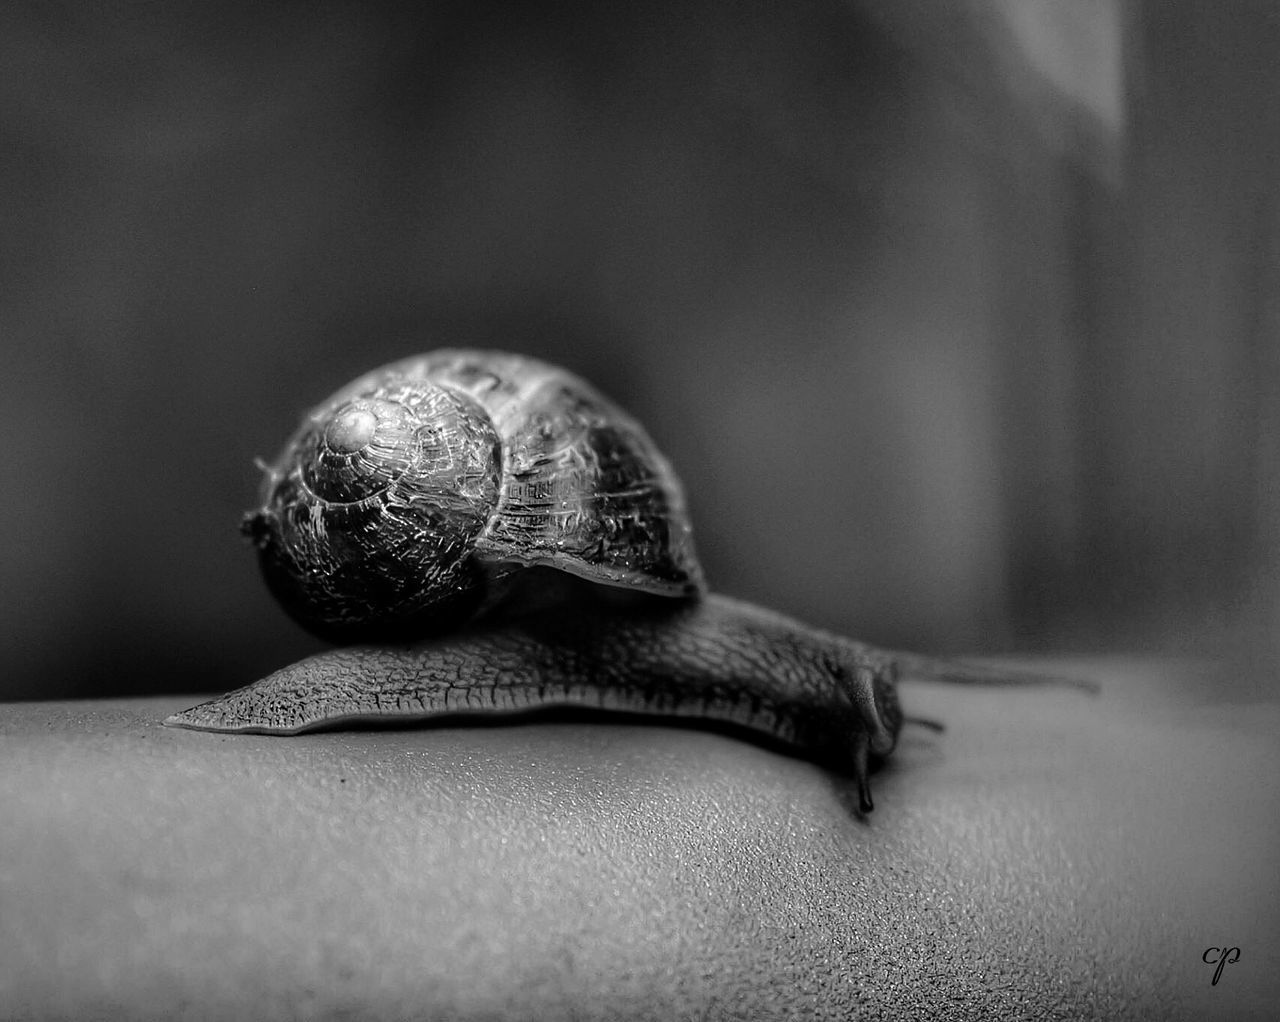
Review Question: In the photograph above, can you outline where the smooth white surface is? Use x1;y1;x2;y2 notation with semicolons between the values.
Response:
2;663;1277;1020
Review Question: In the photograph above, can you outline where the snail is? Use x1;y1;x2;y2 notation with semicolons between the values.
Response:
165;350;1094;812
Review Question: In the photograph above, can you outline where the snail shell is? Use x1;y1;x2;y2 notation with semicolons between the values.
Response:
243;350;703;641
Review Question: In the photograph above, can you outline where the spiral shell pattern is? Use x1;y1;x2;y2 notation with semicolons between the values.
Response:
245;350;703;640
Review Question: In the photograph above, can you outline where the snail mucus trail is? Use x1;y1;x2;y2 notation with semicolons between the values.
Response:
166;350;1095;813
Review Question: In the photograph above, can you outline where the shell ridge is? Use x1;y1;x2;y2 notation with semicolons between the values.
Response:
460;358;702;597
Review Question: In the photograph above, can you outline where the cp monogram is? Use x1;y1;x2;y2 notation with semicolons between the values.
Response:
1201;946;1241;986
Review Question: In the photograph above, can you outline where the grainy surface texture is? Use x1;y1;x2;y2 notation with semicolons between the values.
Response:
1;661;1277;1021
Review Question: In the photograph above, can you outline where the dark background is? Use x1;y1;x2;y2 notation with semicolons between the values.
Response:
3;1;1278;701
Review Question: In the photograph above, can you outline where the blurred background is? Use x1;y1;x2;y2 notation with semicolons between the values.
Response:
3;1;1278;700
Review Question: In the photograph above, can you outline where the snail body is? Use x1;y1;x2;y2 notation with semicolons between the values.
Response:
168;349;1093;812
168;590;903;811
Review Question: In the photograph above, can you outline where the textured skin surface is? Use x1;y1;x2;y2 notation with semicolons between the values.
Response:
3;666;1276;1021
167;594;902;811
